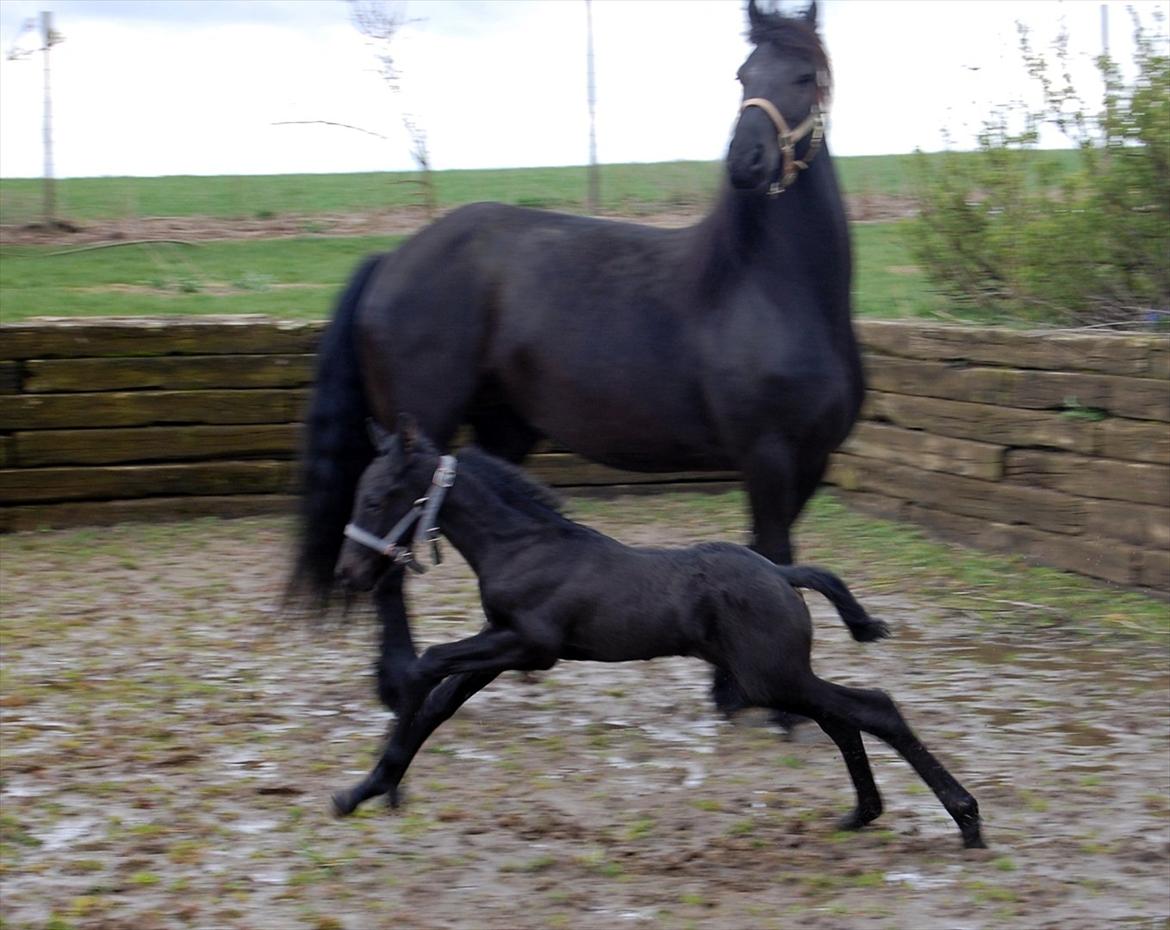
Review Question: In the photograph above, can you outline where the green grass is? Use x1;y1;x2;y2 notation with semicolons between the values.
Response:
0;162;728;225
796;493;1170;642
0;152;1081;226
0;235;395;320
0;152;1081;322
0;222;943;322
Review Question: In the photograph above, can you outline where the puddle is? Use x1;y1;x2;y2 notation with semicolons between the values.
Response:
34;817;100;851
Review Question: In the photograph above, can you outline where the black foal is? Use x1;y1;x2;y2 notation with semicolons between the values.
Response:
331;420;985;849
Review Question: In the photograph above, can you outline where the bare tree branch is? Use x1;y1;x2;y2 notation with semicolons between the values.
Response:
272;120;389;141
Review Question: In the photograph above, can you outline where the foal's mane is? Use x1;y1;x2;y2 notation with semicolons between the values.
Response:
459;447;569;523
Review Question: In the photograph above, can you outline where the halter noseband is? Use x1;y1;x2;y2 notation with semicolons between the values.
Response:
343;455;457;575
740;79;828;196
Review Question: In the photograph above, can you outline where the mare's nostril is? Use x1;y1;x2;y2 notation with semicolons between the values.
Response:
748;145;764;170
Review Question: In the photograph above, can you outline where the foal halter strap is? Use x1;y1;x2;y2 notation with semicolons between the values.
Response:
343;455;457;575
740;93;826;196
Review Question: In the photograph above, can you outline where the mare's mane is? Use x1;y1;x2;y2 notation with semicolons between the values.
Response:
747;6;831;78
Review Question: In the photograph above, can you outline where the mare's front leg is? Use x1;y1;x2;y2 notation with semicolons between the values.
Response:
335;627;556;815
372;570;417;712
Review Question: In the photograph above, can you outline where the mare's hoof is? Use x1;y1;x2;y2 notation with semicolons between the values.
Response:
376;684;402;714
770;710;808;733
385;784;403;810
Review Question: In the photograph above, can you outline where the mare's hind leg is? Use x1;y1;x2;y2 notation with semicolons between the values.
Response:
798;678;985;849
816;719;883;831
372;571;417;712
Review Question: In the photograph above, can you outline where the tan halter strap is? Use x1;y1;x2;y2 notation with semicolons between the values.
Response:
740;95;826;195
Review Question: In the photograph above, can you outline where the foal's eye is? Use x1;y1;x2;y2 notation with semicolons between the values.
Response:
796;73;816;86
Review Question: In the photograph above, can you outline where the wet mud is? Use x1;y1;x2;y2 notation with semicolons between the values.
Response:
1;499;1167;929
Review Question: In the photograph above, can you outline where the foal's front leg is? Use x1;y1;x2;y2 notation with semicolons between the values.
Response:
331;670;497;816
333;627;556;816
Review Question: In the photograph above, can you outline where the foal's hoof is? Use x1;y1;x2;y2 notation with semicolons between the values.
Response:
962;828;988;850
332;789;360;818
856;617;891;642
836;805;881;832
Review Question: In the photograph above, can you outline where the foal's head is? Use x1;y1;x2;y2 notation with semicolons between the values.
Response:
726;0;830;194
334;417;439;592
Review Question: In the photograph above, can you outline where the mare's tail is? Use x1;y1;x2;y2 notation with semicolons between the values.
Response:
285;253;385;613
775;564;890;643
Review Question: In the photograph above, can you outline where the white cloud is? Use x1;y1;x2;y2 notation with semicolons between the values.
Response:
0;0;1164;179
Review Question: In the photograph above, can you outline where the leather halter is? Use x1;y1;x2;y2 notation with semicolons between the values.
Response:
740;85;827;196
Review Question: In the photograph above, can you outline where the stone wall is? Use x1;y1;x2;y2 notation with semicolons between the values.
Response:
1;316;1166;590
827;321;1169;590
0;316;735;533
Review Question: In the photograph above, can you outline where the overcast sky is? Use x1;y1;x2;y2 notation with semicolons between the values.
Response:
0;0;1164;179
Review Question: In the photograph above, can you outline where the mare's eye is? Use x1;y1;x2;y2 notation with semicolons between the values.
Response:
796;73;815;86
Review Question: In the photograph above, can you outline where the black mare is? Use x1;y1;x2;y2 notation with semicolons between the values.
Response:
289;2;864;716
329;423;986;850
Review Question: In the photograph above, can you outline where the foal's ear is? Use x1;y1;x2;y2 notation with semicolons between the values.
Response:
804;0;818;28
396;412;422;452
396;412;439;457
366;418;396;453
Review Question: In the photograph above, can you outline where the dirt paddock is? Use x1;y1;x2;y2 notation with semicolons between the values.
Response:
1;494;1168;930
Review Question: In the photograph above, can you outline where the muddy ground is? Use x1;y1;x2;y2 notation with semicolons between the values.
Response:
1;494;1168;930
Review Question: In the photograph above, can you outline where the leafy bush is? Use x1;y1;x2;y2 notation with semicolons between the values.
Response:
908;11;1169;326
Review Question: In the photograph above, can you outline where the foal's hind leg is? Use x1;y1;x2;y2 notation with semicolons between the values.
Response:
713;437;809;719
802;679;985;849
815;719;883;831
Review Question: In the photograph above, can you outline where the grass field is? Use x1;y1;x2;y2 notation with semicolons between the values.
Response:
0;151;1081;224
1;152;1080;323
0;222;944;322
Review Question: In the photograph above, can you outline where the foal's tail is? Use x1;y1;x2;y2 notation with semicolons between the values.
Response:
285;253;384;614
775;565;890;643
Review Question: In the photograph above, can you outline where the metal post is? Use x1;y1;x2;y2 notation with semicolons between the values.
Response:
585;0;600;214
41;11;55;227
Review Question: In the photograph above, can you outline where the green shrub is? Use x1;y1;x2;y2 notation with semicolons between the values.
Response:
908;11;1169;326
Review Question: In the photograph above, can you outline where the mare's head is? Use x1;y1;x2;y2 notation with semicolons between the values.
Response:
726;0;831;194
334;417;439;592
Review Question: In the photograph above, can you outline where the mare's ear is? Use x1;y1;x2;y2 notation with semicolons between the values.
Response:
804;0;818;28
747;0;765;31
366;418;396;454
